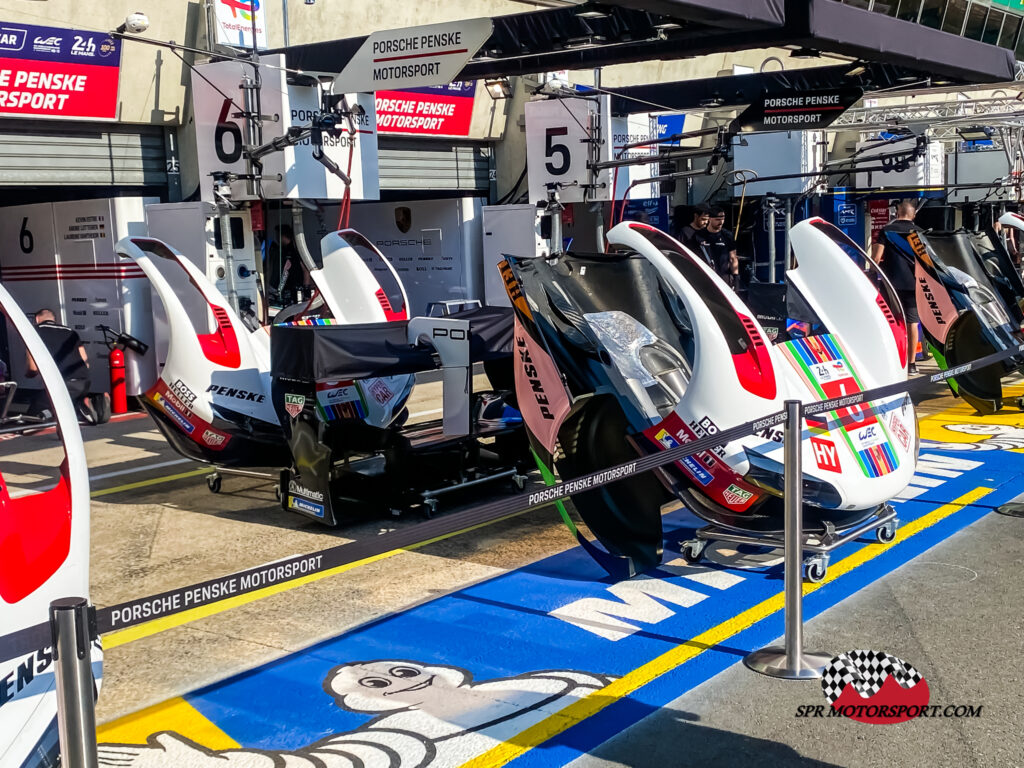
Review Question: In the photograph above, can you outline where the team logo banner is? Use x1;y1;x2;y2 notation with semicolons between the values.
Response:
375;82;475;136
214;0;267;50
0;21;121;120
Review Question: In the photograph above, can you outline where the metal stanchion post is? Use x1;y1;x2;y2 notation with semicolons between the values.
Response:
51;597;99;768
744;400;832;679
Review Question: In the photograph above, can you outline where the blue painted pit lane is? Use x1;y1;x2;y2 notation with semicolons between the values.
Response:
96;444;1022;767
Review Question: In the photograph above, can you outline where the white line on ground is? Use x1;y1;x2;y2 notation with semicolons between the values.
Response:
6;457;194;498
409;407;443;419
90;458;192;481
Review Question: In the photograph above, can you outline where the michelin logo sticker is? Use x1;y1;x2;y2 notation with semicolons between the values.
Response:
288;495;325;518
155;393;195;434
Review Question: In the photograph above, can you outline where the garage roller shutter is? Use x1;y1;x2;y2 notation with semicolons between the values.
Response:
378;138;491;192
0;119;167;187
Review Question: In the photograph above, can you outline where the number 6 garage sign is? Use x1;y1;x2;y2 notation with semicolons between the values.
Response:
525;95;612;205
191;55;379;201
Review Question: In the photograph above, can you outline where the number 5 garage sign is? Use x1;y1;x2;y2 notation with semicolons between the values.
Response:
525;96;612;205
0;21;121;119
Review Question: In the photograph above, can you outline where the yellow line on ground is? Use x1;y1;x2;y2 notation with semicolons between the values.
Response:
101;511;530;649
97;696;239;748
90;468;210;498
459;486;993;768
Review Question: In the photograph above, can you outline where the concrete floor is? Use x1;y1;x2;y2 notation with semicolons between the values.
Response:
1;374;582;723
5;358;1021;761
571;510;1024;768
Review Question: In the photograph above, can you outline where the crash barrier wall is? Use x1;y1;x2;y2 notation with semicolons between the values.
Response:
2;340;1023;666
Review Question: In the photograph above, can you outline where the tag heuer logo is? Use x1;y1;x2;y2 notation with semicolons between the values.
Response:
723;483;753;506
284;394;306;418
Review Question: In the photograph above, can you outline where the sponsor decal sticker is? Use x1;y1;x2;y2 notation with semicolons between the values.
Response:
681;456;713;486
368;378;395;405
170;378;198;407
888;413;910;451
206;384;266;403
853;424;884;450
810;436;841;472
284;394;306;418
288;480;325;501
154;392;196;434
201;429;228;448
654;429;679;450
722;483;753;506
288;495;325;519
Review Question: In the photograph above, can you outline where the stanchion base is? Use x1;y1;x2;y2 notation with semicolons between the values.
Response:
743;647;833;679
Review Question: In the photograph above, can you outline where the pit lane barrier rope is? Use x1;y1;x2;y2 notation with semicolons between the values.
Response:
1;341;1022;664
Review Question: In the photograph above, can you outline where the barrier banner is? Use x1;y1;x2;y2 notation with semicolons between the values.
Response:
0;21;121;120
375;82;475;136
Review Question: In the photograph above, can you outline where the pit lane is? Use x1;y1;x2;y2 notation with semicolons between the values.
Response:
4;363;1021;765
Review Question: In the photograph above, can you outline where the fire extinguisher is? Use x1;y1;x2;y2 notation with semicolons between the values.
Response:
99;325;149;415
109;346;127;414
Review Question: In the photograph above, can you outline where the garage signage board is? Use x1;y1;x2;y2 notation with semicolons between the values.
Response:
0;20;121;120
213;0;268;50
192;55;379;201
734;87;862;132
375;81;476;136
526;95;612;205
332;18;492;94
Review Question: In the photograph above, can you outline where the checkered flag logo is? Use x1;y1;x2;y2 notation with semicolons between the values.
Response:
821;649;923;704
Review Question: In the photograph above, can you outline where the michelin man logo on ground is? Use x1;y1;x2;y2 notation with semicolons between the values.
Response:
927;422;1024;451
99;659;615;767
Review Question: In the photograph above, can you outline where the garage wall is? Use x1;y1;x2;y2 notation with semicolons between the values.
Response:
0;120;167;187
379;139;491;193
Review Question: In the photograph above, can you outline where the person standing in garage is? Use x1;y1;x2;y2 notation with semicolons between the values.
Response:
26;308;95;423
871;200;921;375
676;203;710;254
701;206;740;287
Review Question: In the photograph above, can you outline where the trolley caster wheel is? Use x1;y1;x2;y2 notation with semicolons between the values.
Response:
1016;396;1024;411
804;556;828;584
206;474;222;494
512;473;527;491
274;485;282;502
423;498;439;519
876;519;898;544
680;540;707;564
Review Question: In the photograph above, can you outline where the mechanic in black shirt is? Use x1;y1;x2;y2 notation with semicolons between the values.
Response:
26;308;94;422
677;203;710;254
701;206;740;286
870;200;921;374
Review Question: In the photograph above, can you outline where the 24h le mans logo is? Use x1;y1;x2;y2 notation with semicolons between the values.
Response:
284;394;305;418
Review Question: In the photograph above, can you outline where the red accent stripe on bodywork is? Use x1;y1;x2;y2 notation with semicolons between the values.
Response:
0;464;72;603
198;305;241;369
735;314;777;400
